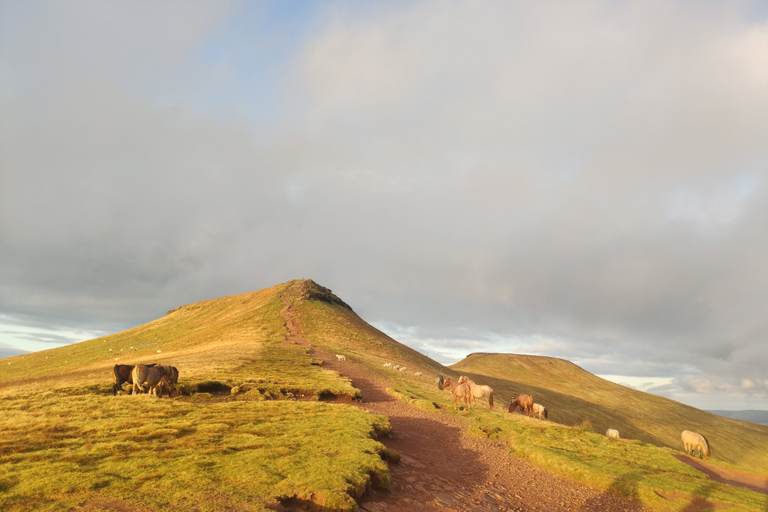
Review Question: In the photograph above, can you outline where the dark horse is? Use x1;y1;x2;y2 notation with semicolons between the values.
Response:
112;363;155;395
508;393;534;416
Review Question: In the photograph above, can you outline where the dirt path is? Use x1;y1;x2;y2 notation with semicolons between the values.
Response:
280;303;648;511
323;351;653;512
673;455;768;496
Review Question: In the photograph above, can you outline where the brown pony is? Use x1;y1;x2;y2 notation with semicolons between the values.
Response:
508;394;534;416
157;366;180;397
112;363;156;395
132;365;173;397
437;375;472;410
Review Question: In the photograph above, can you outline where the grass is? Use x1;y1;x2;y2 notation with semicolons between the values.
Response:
451;353;768;474
0;281;388;511
460;409;767;512
281;281;768;510
0;390;390;512
2;279;767;512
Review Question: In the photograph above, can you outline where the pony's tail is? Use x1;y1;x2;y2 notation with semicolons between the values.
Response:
112;365;121;395
488;391;494;409
436;375;445;390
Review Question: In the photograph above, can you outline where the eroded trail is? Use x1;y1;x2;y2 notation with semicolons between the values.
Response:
321;351;647;512
280;303;648;512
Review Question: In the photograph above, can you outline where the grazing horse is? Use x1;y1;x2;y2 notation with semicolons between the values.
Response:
682;430;710;459
156;366;179;397
436;375;472;410
508;394;534;416
532;403;548;420
112;363;155;395
606;428;620;439
457;376;494;409
132;365;173;397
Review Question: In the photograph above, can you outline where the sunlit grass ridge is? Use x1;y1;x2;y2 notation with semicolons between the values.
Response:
0;280;389;511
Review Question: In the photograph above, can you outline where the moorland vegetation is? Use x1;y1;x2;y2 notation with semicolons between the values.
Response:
0;279;766;511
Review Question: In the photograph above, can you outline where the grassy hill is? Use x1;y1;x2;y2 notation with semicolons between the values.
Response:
0;281;394;512
1;279;767;512
450;352;768;473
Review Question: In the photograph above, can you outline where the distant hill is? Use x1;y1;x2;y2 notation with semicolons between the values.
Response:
450;352;768;473
0;343;28;360
709;410;768;425
2;279;767;477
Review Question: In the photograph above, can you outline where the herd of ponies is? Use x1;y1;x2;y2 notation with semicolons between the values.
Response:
434;373;711;460
113;353;712;461
112;363;179;397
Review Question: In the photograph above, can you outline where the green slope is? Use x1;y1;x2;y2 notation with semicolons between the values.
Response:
0;280;392;512
1;279;766;511
450;352;768;474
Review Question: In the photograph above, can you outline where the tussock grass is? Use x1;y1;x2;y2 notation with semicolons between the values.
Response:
3;279;767;511
451;353;768;474
0;281;385;511
281;283;768;511
0;390;390;512
463;410;766;511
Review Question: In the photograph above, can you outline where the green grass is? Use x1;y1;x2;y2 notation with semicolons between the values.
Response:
0;281;387;511
451;353;768;474
459;410;767;512
2;279;767;512
279;281;768;511
0;390;390;512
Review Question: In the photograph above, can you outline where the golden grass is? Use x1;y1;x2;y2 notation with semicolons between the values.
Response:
0;281;389;511
0;391;390;512
451;353;768;474
2;279;767;512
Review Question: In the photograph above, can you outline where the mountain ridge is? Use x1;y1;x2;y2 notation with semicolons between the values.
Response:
2;279;767;476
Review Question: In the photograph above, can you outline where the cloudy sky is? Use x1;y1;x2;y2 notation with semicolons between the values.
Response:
2;0;767;410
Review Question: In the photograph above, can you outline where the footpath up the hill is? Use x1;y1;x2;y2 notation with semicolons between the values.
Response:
282;305;648;512
321;352;648;512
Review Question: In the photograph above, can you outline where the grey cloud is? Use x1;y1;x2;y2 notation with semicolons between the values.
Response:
1;1;767;406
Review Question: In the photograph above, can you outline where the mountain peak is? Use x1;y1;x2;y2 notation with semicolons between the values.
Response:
281;279;353;312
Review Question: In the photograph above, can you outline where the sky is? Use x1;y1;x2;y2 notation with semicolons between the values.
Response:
1;0;767;411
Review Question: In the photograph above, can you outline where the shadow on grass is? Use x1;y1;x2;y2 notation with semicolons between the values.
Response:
579;470;646;511
679;482;715;512
456;370;671;448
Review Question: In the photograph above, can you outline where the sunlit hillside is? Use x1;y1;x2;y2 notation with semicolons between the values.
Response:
451;352;768;474
0;280;393;512
1;279;766;512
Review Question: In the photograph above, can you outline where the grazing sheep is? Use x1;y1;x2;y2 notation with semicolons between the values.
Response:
335;354;346;362
606;428;620;440
383;362;393;368
415;371;423;377
393;364;401;370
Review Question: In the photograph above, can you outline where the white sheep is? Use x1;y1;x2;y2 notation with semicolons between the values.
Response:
335;354;346;362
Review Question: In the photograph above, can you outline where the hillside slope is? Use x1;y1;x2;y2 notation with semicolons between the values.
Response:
451;352;768;473
0;280;397;512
